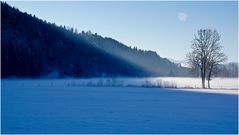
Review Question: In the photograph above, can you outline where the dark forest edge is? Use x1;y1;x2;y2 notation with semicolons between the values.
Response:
1;2;238;79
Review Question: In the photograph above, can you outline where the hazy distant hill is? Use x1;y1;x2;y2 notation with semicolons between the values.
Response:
1;2;189;78
215;62;238;77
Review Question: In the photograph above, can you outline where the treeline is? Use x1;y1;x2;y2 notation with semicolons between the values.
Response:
1;2;150;78
1;2;190;78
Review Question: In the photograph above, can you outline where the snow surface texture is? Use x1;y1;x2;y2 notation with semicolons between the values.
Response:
2;79;238;134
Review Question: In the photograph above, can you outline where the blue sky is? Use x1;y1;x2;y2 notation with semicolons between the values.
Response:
7;1;238;62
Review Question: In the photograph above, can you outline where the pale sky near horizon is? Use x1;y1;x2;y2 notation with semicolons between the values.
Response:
6;1;238;63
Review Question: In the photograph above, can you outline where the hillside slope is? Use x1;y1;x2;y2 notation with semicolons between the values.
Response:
1;2;188;78
1;2;150;78
81;33;189;76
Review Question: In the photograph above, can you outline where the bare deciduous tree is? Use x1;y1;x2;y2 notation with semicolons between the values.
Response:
187;29;227;88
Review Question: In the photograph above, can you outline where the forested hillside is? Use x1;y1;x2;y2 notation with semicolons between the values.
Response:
1;2;188;78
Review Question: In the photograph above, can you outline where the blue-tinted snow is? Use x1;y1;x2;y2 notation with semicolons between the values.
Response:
1;79;238;133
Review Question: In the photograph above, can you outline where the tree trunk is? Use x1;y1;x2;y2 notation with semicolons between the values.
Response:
207;79;210;89
202;55;207;89
207;66;213;89
201;68;205;88
202;78;205;88
203;64;206;88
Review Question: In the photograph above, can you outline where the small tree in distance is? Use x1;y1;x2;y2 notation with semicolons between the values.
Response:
187;29;227;88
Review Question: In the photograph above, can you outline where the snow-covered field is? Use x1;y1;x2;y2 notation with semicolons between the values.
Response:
1;79;238;133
